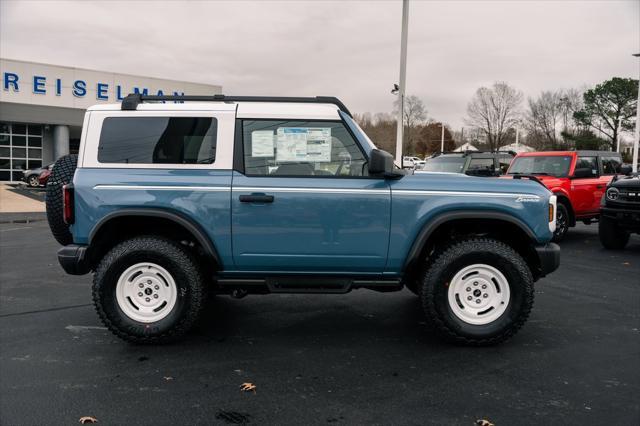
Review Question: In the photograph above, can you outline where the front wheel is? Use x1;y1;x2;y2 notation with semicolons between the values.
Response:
598;215;629;250
421;238;534;346
552;203;569;242
27;174;40;187
93;236;206;344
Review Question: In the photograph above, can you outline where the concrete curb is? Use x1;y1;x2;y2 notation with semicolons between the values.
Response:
0;212;47;224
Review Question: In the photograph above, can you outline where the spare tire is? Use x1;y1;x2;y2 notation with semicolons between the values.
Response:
46;154;78;245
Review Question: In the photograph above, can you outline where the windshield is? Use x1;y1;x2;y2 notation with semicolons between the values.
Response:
509;156;572;177
423;156;466;173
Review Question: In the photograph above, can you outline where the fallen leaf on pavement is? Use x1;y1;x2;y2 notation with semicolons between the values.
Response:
163;376;173;381
240;382;257;393
79;416;98;424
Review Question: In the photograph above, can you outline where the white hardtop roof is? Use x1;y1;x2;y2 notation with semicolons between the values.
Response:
88;101;341;120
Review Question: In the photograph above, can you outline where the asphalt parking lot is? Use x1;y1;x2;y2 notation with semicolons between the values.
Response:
1;217;638;425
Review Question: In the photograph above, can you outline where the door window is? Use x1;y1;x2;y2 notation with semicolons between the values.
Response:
498;155;513;174
575;156;598;177
467;158;495;176
242;120;367;177
601;156;622;175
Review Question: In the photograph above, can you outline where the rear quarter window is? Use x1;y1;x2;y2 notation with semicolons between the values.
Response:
97;117;217;164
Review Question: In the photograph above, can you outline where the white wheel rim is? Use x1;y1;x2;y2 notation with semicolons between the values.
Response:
116;262;178;323
447;264;511;325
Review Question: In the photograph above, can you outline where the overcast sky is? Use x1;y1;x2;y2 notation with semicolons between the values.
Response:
1;0;638;130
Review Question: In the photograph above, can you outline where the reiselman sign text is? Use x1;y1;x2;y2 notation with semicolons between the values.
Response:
2;71;184;100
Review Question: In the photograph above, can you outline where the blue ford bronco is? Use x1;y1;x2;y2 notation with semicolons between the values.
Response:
46;94;560;345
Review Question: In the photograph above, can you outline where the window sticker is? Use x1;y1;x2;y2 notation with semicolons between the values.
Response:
251;130;274;157
276;128;308;161
306;128;332;162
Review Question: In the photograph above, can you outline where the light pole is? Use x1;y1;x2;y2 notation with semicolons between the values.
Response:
633;53;640;173
440;123;445;152
394;0;410;167
616;116;622;152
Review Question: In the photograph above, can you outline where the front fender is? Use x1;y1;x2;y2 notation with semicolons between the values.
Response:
401;209;538;272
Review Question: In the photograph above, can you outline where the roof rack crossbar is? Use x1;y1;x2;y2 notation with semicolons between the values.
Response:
121;94;352;117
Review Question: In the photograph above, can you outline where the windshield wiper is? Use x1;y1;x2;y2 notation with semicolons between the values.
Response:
530;172;550;176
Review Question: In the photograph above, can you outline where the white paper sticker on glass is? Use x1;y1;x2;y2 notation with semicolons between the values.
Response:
251;130;274;157
306;128;332;162
276;128;308;161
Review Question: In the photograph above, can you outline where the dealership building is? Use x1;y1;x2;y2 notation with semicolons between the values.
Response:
0;58;221;182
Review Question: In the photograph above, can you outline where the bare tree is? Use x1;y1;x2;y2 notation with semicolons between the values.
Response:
525;91;563;149
353;112;396;154
394;95;427;152
558;88;583;133
464;82;523;151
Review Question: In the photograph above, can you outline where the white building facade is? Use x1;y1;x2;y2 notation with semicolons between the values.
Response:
0;58;221;181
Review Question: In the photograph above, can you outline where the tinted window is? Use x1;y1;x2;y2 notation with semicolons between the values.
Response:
601;155;622;175
498;155;513;174
509;156;572;177
242;120;367;177
422;156;466;173
468;158;494;171
98;117;217;164
576;156;598;177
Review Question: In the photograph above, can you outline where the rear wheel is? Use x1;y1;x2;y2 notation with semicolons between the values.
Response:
93;236;206;344
45;154;78;245
598;215;629;250
421;238;534;346
552;203;569;242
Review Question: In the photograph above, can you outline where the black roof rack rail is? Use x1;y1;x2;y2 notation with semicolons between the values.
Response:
120;94;353;117
431;150;517;157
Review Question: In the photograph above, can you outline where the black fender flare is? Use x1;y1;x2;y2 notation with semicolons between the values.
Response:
403;210;537;272
89;208;222;267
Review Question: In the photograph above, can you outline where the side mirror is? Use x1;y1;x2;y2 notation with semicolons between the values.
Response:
572;167;594;178
368;149;398;177
620;165;632;175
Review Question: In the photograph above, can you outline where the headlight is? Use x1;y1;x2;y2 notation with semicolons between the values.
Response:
548;195;557;233
606;187;619;201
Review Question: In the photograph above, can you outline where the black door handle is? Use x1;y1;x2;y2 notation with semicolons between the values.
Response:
239;194;274;203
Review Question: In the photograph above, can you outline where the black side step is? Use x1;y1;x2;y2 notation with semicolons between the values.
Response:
216;277;402;295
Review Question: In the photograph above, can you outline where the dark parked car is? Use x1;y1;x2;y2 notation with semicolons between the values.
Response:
599;166;639;249
418;151;514;177
38;168;52;186
22;163;53;187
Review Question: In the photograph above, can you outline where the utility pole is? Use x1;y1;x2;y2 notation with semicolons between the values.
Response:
440;123;445;153
395;0;409;167
515;127;519;151
616;116;622;152
633;53;640;172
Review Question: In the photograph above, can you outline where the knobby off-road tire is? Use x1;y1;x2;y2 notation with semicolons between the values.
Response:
552;203;569;242
421;238;534;346
45;154;78;245
93;236;207;344
598;215;629;250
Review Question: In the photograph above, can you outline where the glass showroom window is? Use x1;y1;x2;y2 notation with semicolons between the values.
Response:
0;123;43;181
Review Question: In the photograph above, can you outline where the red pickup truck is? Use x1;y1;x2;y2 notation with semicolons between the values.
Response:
507;150;623;241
